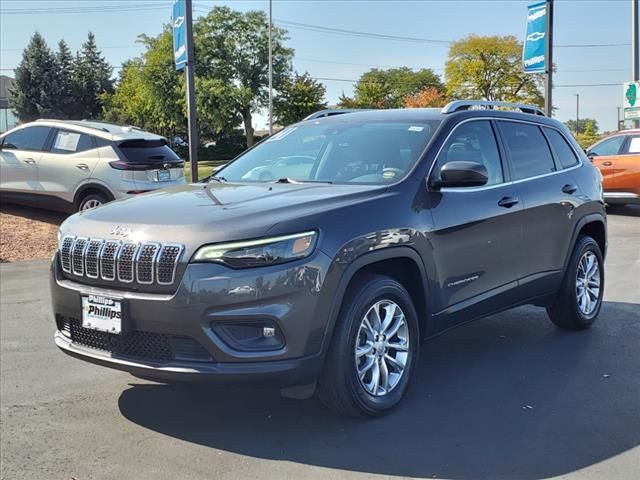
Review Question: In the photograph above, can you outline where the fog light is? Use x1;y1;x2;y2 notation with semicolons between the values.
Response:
262;327;276;338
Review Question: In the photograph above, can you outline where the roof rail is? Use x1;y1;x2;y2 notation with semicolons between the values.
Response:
441;100;546;116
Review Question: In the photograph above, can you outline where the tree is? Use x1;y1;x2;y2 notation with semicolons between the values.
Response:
195;7;294;146
54;40;77;118
565;118;599;135
403;86;448;108
74;32;114;119
338;67;444;109
9;32;59;121
445;35;544;107
102;29;184;135
274;72;327;125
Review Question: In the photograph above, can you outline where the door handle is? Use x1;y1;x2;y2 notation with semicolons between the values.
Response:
23;158;36;165
602;161;613;166
76;163;89;171
562;184;578;195
498;196;519;208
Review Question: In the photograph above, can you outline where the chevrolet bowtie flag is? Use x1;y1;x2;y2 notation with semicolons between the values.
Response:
172;0;187;71
523;1;547;73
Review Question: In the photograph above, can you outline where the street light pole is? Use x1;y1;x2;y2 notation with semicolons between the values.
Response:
575;93;579;134
617;106;622;130
268;0;273;135
544;0;554;116
184;0;198;181
632;0;639;128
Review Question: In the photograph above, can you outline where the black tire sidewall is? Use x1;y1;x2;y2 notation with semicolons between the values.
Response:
341;278;419;415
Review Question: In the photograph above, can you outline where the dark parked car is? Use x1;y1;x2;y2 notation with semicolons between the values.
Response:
50;101;606;417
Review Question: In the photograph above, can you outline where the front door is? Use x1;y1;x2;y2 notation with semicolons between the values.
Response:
0;126;52;194
428;120;523;321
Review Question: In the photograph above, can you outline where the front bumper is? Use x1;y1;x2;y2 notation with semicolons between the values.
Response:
50;250;338;386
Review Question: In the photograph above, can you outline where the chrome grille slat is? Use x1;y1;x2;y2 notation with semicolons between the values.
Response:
59;236;182;287
60;236;74;273
136;243;160;284
157;244;184;285
84;239;104;279
71;238;88;276
117;242;139;283
100;241;120;281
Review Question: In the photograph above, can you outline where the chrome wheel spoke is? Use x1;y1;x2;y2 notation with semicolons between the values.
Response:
384;353;404;371
358;356;375;380
387;341;409;352
368;361;381;394
380;303;397;333
356;342;373;358
379;358;389;394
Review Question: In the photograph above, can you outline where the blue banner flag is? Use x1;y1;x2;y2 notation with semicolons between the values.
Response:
172;0;187;71
523;1;547;74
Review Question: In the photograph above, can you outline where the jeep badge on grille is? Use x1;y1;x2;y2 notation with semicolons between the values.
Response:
110;226;132;238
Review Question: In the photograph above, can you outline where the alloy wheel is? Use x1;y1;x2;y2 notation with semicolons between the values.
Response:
354;299;410;397
576;251;601;315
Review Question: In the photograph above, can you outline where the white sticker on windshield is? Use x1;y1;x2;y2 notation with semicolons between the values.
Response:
54;131;81;152
408;126;424;132
265;127;297;143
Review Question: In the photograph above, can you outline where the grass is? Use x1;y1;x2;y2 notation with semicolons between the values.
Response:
184;160;228;182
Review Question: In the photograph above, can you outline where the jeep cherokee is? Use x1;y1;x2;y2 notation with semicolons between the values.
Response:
50;101;607;417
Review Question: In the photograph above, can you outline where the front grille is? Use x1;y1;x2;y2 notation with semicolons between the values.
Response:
58;317;210;363
59;236;183;287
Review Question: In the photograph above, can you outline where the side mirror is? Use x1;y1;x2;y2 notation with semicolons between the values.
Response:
430;161;488;189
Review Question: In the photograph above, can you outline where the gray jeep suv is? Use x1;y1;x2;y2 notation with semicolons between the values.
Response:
50;101;607;417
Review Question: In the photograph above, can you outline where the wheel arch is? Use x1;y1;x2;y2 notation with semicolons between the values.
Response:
73;183;116;208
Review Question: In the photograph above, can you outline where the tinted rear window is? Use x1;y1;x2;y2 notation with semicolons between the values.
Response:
117;139;181;164
544;127;579;168
498;121;556;180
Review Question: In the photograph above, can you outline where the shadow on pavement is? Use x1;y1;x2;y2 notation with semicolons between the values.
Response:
0;202;68;225
118;302;640;479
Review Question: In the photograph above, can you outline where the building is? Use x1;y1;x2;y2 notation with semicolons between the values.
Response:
0;75;18;133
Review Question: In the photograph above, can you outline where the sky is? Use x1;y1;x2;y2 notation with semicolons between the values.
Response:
0;0;637;132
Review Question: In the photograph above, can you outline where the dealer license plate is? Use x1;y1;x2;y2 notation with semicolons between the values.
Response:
81;295;122;333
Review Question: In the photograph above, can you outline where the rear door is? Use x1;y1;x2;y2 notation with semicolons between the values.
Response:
36;129;101;203
429;119;523;320
0;126;52;193
497;120;578;295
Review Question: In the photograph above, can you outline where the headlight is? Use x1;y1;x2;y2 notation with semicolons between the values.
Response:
192;231;317;268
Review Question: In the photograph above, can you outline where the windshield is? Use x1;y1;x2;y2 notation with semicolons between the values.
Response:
217;120;440;185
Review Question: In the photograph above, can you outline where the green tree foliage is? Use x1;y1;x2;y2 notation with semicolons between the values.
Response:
74;32;114;119
9;32;59;121
565;118;599;135
195;6;294;146
102;29;184;135
54;40;77;118
274;72;327;125
445;35;544;107
338;67;444;109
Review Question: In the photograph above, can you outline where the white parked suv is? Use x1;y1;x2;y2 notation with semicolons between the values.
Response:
0;120;186;211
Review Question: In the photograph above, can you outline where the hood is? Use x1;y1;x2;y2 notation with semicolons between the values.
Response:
60;182;384;253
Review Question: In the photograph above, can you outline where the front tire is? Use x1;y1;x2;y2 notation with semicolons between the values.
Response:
547;235;604;330
317;275;420;417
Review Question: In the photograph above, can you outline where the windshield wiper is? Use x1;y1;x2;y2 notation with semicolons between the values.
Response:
272;177;300;184
209;176;227;183
271;178;333;185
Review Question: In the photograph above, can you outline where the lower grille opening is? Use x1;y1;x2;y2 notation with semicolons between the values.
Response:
57;316;212;363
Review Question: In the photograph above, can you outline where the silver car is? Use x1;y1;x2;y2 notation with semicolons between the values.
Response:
0;120;186;211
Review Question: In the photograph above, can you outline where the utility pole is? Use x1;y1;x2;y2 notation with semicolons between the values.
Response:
617;106;622;130
185;0;198;181
268;0;273;135
574;94;579;134
632;0;639;128
544;0;554;116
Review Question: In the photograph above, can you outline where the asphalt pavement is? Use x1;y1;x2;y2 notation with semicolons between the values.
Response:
1;206;639;480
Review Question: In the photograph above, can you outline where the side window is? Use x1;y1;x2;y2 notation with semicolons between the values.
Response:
625;136;640;154
589;136;625;157
435;120;504;186
50;130;96;154
544;128;579;168
498;121;556;180
1;126;52;151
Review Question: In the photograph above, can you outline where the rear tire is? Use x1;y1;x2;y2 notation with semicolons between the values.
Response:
547;235;604;330
317;274;419;418
78;193;108;212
